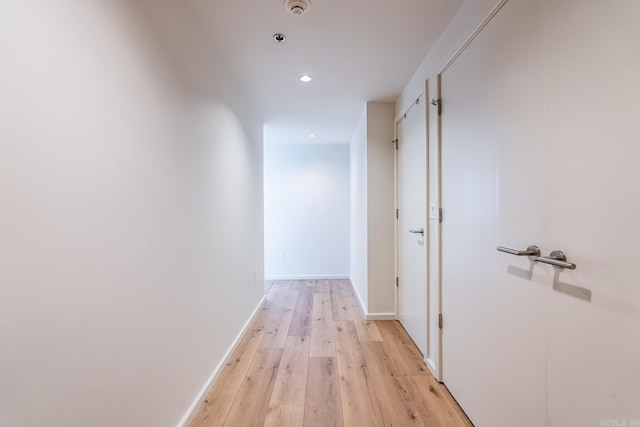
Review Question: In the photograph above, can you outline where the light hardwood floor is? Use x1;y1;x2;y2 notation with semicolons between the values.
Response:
191;279;472;427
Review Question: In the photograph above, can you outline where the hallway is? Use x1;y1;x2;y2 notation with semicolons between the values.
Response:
190;280;471;427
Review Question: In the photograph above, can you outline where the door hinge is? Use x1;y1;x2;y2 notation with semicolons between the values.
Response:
438;313;443;329
396;277;399;287
396;208;399;220
431;98;442;115
439;208;443;223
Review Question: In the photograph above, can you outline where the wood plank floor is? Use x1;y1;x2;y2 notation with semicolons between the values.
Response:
190;279;473;427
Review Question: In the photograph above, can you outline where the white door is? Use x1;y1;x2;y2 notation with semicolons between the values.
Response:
441;0;640;426
397;93;428;356
440;1;547;424
543;1;640;424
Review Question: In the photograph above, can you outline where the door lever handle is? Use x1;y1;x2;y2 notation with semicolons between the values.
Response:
535;250;576;270
497;246;577;270
497;245;540;261
409;228;424;236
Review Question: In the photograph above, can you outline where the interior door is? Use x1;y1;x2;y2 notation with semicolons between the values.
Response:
542;1;640;424
440;0;640;426
440;1;547;425
397;93;428;356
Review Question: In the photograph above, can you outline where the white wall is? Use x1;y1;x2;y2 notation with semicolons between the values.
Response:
0;1;264;426
366;103;396;315
396;0;509;378
264;143;350;279
350;109;368;307
349;102;395;317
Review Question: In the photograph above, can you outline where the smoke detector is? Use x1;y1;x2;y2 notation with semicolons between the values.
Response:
284;0;311;16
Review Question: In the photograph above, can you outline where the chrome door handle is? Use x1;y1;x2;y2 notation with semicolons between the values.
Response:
497;245;540;261
535;250;576;270
409;228;424;236
497;246;577;270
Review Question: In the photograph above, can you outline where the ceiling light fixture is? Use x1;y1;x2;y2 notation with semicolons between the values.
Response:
309;134;316;138
299;75;313;82
273;33;286;43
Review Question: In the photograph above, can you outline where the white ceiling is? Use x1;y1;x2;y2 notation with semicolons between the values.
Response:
188;0;464;145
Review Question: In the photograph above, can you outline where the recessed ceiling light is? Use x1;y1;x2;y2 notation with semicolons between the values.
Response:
299;75;313;82
309;134;316;138
273;33;286;43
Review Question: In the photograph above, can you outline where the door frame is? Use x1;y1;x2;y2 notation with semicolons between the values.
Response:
433;76;443;382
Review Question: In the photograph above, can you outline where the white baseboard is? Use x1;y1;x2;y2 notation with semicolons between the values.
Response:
265;274;349;281
426;357;439;381
177;295;266;427
366;313;397;320
350;278;368;315
346;278;396;321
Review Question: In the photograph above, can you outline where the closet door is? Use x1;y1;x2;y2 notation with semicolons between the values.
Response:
542;1;640;424
440;0;640;425
440;1;547;425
